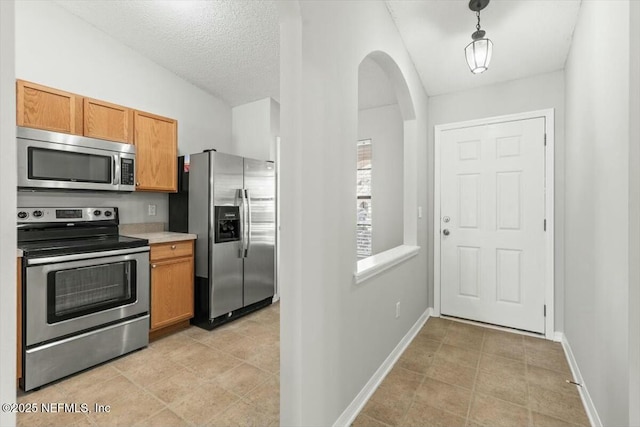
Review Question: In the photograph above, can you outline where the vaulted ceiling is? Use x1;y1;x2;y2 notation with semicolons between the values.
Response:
53;0;581;107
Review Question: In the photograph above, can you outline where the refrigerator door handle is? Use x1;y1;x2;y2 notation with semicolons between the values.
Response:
245;188;252;257
239;188;248;258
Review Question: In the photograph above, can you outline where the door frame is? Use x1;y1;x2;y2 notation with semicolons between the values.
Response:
433;109;555;339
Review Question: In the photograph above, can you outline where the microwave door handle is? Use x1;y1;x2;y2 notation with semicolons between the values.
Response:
112;154;120;185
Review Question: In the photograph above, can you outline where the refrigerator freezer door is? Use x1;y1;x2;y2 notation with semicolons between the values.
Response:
189;152;211;279
211;152;244;318
243;158;276;306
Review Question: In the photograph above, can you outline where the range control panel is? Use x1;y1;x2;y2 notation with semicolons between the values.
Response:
17;207;118;223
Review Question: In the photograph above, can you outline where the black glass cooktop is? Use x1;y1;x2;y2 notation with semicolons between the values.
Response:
19;235;148;258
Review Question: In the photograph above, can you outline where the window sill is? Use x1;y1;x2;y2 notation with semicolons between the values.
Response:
355;245;420;284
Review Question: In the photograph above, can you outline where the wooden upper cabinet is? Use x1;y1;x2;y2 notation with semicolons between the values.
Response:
134;110;177;192
16;80;180;193
83;98;134;144
16;80;83;135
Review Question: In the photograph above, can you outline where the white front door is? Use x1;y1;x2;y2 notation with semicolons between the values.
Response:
439;118;546;333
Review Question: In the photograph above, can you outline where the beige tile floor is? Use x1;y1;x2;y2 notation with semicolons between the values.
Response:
17;302;280;427
18;307;590;427
353;317;590;427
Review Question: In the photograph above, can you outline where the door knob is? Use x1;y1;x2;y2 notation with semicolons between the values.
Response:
443;229;450;236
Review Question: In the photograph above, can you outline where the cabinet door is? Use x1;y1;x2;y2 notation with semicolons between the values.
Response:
16;80;83;134
84;98;133;143
134;111;177;192
150;257;194;330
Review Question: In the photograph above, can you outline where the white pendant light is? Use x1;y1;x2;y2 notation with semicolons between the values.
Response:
465;0;493;74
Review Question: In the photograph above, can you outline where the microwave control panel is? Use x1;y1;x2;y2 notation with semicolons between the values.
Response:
121;158;135;185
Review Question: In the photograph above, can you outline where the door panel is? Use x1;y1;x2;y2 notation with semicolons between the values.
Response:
243;158;275;306
440;118;546;333
151;257;194;330
84;98;133;144
211;152;244;316
213;153;244;207
133;111;177;192
16;80;83;135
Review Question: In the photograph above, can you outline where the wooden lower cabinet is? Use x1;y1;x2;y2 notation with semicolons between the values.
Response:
149;241;194;338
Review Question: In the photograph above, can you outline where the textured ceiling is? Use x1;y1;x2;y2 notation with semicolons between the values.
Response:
386;0;581;96
54;0;280;107
53;0;580;108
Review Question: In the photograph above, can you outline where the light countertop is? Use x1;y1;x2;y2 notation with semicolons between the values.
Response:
17;249;23;258
121;231;197;245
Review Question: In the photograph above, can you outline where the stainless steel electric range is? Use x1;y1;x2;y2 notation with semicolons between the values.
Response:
17;207;150;391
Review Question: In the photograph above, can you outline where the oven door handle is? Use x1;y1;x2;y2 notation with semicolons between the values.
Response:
26;246;150;266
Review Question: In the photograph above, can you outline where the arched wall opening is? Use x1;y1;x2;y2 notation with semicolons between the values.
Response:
355;50;419;282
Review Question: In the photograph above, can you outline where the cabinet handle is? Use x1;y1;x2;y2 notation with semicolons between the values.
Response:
136;182;140;186
171;245;176;250
151;264;156;268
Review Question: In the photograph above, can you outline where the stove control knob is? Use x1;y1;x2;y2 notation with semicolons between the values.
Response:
17;211;28;219
93;210;102;216
104;210;113;217
32;210;43;218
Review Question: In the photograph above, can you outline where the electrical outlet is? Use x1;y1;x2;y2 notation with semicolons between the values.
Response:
148;204;157;216
396;302;401;319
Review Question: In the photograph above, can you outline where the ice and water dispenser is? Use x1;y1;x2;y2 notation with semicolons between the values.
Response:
214;206;241;243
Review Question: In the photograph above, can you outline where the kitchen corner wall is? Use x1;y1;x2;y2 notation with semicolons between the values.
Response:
14;0;233;225
231;97;280;161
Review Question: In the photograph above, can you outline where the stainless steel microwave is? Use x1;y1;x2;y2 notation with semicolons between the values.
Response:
17;127;136;192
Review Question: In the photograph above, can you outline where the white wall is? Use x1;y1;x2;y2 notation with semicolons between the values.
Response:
629;2;640;424
14;0;233;225
427;70;565;330
279;1;429;425
564;2;631;425
231;97;278;161
0;1;17;426
358;104;404;254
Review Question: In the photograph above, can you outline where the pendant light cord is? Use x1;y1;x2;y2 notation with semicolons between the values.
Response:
476;11;481;31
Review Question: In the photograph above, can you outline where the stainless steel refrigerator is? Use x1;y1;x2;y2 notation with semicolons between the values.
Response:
169;151;276;329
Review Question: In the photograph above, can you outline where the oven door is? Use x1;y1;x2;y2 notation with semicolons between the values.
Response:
25;247;149;347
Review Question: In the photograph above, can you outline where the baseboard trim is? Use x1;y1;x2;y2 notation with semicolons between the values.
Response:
553;331;563;342
558;332;602;427
332;307;433;427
